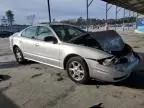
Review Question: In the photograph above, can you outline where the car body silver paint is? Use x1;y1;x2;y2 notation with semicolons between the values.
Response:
9;24;140;82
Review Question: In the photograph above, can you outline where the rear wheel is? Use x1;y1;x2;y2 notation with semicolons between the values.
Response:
66;56;90;84
13;47;26;64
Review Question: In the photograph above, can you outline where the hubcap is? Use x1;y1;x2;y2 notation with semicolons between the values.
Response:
15;49;22;62
68;61;85;81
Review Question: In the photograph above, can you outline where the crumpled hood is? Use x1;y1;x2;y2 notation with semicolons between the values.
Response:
90;30;125;52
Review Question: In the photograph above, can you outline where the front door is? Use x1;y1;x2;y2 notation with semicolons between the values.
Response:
34;26;60;68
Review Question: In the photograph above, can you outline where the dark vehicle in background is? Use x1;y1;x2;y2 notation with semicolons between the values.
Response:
0;31;14;38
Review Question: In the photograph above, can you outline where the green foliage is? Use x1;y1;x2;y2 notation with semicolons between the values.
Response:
6;10;15;26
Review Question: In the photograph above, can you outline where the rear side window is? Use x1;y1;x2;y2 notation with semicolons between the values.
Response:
21;26;37;38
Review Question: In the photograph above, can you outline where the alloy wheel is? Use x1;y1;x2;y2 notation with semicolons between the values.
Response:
68;61;85;81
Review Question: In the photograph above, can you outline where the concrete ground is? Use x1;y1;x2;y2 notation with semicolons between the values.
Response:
0;32;144;108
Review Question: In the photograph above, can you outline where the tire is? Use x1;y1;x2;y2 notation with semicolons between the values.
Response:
13;47;26;64
66;56;90;84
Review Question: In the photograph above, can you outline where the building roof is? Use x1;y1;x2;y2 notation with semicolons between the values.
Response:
102;0;144;14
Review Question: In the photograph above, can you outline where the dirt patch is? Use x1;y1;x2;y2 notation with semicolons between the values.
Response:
0;61;18;69
31;73;43;79
112;91;122;98
45;85;76;107
0;53;12;56
89;103;103;108
0;83;12;92
31;67;42;70
0;75;11;81
56;73;64;81
133;46;140;48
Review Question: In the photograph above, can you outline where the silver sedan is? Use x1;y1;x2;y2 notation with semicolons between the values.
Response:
9;24;140;84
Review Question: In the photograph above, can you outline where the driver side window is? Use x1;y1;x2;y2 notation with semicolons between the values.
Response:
37;26;54;41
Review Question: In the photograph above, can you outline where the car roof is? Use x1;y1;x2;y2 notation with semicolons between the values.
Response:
35;23;75;27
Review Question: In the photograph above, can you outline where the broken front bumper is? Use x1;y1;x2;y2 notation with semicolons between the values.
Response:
86;52;140;82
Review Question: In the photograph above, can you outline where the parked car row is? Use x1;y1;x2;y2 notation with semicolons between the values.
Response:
0;31;14;38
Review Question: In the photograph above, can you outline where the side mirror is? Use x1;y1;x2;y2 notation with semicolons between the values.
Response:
44;36;58;44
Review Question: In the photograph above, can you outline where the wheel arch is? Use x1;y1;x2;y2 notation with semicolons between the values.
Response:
63;54;89;71
13;45;20;52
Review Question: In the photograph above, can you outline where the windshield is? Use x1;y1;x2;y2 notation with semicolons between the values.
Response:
50;25;86;42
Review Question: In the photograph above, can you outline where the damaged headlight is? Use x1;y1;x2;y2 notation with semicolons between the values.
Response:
97;57;118;66
97;56;128;66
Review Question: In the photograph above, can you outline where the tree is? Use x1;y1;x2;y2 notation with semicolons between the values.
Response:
6;10;14;26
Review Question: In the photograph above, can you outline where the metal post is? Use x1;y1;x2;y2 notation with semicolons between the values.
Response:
136;12;139;18
129;10;131;17
86;0;89;31
128;10;131;30
106;3;108;23
123;8;125;31
115;5;117;31
105;3;112;31
136;12;139;29
132;11;135;29
105;3;108;31
47;0;51;23
86;0;94;32
133;11;134;17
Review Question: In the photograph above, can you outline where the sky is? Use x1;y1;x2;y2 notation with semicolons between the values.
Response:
0;0;124;24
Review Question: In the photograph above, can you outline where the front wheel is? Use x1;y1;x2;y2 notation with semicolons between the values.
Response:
66;56;90;84
13;47;26;64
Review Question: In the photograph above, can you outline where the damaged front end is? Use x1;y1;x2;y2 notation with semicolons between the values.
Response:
95;50;140;81
97;51;139;73
97;43;140;72
69;30;140;82
89;31;140;73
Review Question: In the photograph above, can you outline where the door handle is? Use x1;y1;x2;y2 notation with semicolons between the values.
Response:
35;43;39;47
